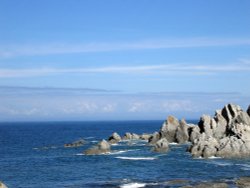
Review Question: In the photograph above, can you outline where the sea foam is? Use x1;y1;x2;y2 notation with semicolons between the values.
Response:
115;156;156;160
120;182;146;188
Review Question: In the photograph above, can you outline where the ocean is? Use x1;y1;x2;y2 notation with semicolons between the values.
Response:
1;120;250;188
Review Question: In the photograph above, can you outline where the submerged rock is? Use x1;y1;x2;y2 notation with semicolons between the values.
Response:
108;132;121;144
189;103;250;158
152;138;169;152
64;139;85;148
84;139;111;155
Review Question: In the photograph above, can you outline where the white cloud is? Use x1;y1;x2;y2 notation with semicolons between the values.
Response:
1;37;250;58
1;62;250;78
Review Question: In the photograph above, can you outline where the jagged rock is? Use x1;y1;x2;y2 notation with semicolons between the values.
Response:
0;182;8;188
140;133;152;140
108;132;121;144
84;139;110;155
148;132;161;145
152;138;169;152
189;104;250;158
123;132;133;140
131;133;140;140
160;116;180;143
188;125;200;143
64;139;85;148
189;133;219;158
176;119;189;144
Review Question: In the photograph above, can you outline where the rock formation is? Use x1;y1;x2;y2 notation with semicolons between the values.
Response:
108;132;121;144
189;104;250;158
84;139;111;155
152;138;169;152
122;132;140;140
148;116;191;146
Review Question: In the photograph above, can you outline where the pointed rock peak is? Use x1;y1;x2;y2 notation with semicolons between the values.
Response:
167;115;177;123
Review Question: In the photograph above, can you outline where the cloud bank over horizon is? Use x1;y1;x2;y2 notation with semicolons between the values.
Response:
0;86;249;122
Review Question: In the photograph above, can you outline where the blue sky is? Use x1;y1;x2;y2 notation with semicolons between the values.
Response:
0;0;250;121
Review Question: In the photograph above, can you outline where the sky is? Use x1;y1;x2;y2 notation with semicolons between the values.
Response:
0;0;250;121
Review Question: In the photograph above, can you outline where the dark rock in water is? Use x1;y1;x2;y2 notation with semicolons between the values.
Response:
189;103;250;158
84;139;110;155
236;177;250;188
0;181;8;188
160;116;180;143
148;132;161;145
152;138;169;152
64;139;85;148
108;132;121;144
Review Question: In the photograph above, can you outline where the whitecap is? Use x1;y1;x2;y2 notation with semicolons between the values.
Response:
115;156;156;160
120;182;146;188
108;149;141;155
169;142;178;145
236;164;250;170
208;156;222;159
75;153;85;156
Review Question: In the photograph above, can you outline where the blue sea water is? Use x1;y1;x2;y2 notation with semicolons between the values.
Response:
1;120;250;188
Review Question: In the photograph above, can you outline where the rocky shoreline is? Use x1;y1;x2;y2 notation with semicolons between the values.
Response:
83;103;250;159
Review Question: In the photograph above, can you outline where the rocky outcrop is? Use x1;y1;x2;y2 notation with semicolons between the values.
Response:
84;139;110;155
148;132;161;145
0;182;8;188
108;132;121;144
122;132;140;140
139;133;152;141
247;105;250;117
152;138;169;152
64;139;85;148
149;116;191;145
189;104;250;158
160;116;180;143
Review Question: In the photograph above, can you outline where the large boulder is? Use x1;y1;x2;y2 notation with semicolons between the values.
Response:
189;104;250;158
160;116;180;143
236;177;250;188
84;139;111;155
152;138;169;152
108;132;121;144
148;132;161;145
188;125;201;143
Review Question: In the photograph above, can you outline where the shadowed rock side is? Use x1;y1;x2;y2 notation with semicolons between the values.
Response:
189;103;250;158
0;182;8;188
84;139;110;155
108;132;121;144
